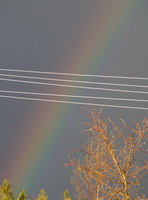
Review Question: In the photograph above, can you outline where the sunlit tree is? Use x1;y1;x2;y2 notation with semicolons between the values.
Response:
35;189;48;200
17;189;27;200
63;190;72;200
0;179;14;200
67;110;148;200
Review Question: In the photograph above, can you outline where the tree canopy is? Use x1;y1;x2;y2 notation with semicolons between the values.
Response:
67;110;148;200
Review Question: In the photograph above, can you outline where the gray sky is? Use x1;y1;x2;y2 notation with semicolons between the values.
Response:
0;0;148;199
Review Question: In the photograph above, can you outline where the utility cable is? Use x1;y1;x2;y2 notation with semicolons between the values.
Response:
0;73;147;88
0;89;147;102
0;94;147;110
0;68;148;80
0;78;148;94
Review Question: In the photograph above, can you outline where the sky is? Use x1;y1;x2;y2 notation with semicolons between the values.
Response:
0;0;148;199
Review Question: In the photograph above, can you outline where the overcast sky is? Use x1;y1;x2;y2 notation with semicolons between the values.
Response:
0;1;148;199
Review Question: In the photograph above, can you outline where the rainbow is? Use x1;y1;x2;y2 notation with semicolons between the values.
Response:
4;0;140;194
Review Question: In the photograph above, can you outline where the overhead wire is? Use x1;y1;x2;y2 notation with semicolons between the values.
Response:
0;94;147;110
0;77;148;94
0;73;147;88
0;68;147;110
0;89;147;102
0;68;148;80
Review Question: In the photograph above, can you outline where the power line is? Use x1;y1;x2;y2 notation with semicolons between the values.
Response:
0;78;148;94
0;73;147;88
0;89;148;102
0;94;147;110
0;68;148;80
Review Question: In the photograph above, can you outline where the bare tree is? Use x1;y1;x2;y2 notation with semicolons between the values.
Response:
67;109;148;200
